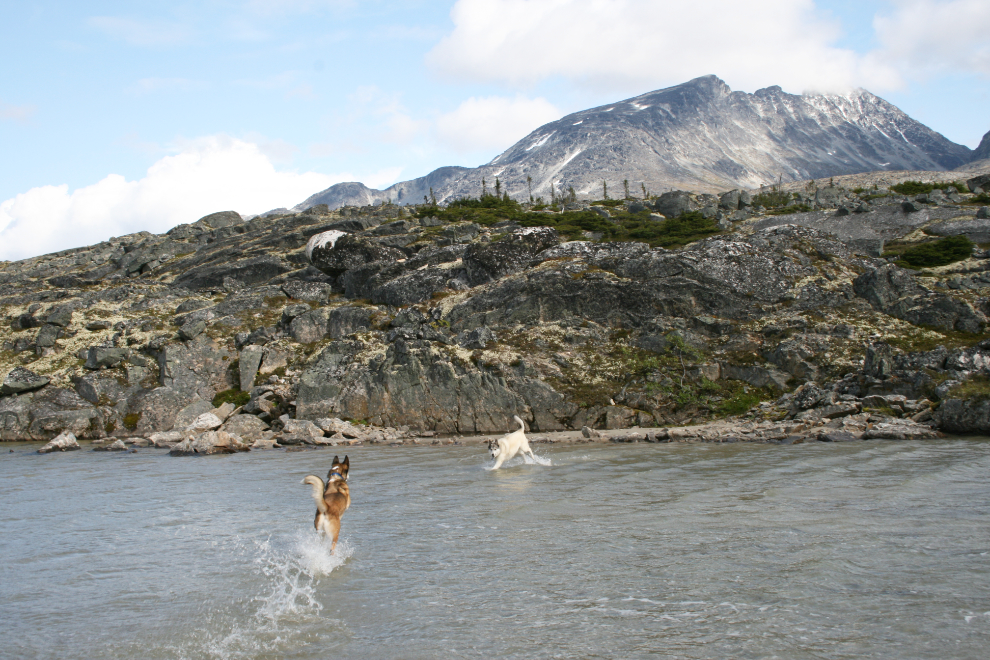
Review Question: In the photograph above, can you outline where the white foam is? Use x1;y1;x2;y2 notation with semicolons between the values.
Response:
201;531;351;658
305;230;346;261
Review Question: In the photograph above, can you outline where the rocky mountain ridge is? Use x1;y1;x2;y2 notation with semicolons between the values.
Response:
6;171;990;451
294;75;979;211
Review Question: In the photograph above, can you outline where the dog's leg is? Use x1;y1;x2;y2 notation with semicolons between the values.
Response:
327;517;341;553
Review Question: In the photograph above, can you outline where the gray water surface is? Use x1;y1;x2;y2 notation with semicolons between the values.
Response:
2;440;990;659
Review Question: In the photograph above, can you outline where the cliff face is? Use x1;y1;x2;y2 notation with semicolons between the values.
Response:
6;174;990;445
294;75;973;210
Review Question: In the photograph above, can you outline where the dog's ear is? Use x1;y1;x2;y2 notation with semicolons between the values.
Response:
331;455;340;465
342;455;349;467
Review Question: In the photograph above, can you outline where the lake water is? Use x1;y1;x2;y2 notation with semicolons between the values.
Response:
2;439;990;659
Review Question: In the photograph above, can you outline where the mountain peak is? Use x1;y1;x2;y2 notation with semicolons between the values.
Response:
294;76;973;211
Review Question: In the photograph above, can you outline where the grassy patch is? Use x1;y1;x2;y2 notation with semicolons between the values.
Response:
892;235;974;269
212;388;251;407
416;195;720;249
122;412;141;430
947;374;990;401
884;325;989;353
765;204;812;216
967;193;990;205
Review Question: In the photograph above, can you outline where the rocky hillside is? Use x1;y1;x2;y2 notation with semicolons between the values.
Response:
5;174;990;449
295;75;977;210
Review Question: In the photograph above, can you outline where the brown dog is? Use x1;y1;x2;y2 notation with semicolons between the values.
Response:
301;455;351;552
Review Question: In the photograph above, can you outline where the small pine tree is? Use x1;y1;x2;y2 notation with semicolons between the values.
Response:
495;177;501;197
603;180;609;200
568;186;577;203
482;177;487;197
623;179;630;199
429;187;437;206
640;182;648;199
526;175;533;203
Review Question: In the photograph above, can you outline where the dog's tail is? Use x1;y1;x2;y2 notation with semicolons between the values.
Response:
513;415;525;432
301;475;328;514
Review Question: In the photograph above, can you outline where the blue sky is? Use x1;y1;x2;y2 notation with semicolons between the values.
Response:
1;0;988;260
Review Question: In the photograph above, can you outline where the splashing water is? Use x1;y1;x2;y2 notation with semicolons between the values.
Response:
485;451;553;470
202;532;352;659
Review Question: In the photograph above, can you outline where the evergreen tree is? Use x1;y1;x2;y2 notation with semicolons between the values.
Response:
526;175;533;203
602;180;609;200
495;177;501;197
482;177;487;196
623;179;630;199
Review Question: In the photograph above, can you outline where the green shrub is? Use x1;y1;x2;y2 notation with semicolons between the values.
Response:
968;193;990;205
890;180;935;195
212;388;251;408
765;204;812;216
752;189;792;208
895;235;974;268
950;181;968;194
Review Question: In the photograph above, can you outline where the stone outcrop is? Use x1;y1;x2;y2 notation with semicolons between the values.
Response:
5;172;990;444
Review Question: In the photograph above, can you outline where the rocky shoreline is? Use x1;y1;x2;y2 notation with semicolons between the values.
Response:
6;173;990;454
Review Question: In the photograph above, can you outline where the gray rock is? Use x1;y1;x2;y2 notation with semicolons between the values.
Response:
169;430;249;456
281;280;332;303
37;430;81;453
194;210;243;230
178;319;207;341
1;367;50;396
239;345;264;390
307;231;405;277
289;309;330;344
977;207;990;220
817;431;860;442
36;324;61;348
220;414;270;440
462;226;560;286
853;264;985;333
186;412;224;432
93;439;128;451
926;217;990;243
45;307;73;327
459;326;497;349
966;174;990;194
173;399;215;430
654;190;698;217
84;346;129;370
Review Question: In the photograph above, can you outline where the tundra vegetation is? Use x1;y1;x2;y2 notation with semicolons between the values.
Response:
5;173;990;450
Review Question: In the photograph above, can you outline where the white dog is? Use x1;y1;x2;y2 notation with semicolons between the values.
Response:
487;415;536;469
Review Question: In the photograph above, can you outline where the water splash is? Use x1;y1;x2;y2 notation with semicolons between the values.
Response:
201;531;351;659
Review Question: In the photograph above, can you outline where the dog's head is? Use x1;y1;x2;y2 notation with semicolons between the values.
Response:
327;455;349;482
487;439;501;459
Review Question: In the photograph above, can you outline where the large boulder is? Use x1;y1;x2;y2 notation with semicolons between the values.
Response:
934;398;990;434
37;431;81;453
194;210;242;230
926;218;990;244
26;388;101;440
966;174;990;194
1;367;50;396
853;264;985;333
239;345;264;390
158;335;234;401
653;190;698;218
172;255;292;290
306;231;405;276
462;227;560;286
169;430;250;456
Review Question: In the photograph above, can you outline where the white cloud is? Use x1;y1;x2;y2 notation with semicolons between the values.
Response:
873;0;990;79
434;95;561;153
427;0;902;94
0;136;349;261
88;16;192;47
0;100;36;122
